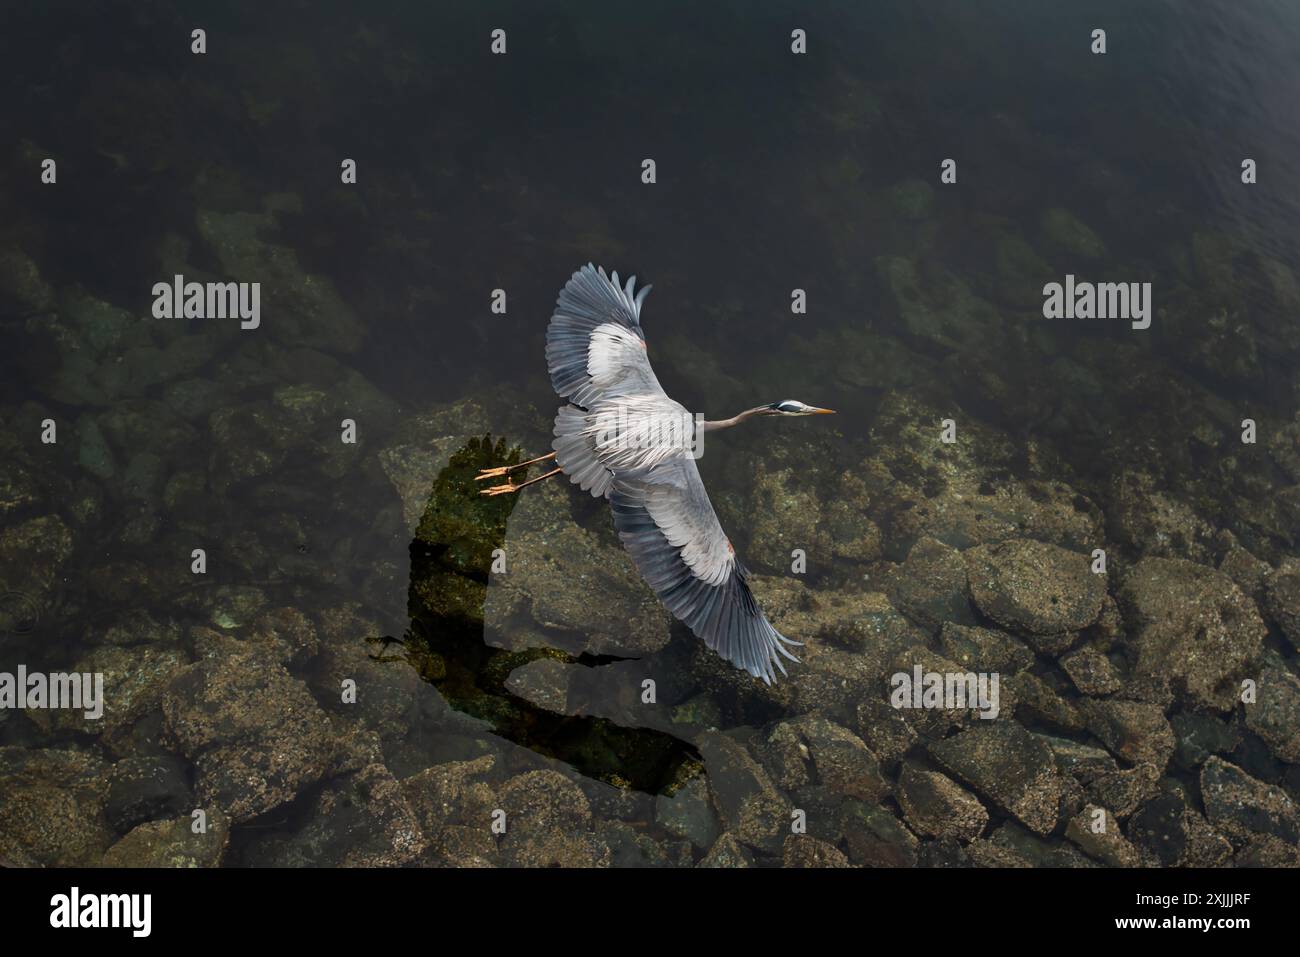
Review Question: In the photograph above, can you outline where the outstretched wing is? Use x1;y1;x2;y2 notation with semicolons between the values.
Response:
546;263;664;408
608;457;801;684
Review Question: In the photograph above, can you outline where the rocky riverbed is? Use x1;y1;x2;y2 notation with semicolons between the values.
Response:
1;3;1298;868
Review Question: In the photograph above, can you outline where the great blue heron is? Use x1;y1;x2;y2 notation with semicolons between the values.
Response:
477;264;835;683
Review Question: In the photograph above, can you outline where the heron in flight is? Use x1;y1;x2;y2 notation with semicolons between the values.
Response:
477;264;835;683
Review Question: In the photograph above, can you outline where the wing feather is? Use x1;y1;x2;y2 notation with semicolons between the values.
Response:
609;458;800;684
546;263;661;408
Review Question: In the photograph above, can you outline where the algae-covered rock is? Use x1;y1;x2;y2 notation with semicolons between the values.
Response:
161;648;345;823
240;763;427;867
197;200;366;354
897;763;988;842
928;722;1065;835
496;769;608;867
1083;698;1175;768
1244;663;1300;763
1199;757;1299;843
483;477;671;657
1065;806;1149;867
0;747;113;866
1041;207;1107;260
965;538;1106;638
1264;559;1300;651
1118;557;1266;710
782;834;851;867
101;811;230;868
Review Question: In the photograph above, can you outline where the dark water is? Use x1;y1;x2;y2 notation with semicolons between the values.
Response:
1;1;1298;866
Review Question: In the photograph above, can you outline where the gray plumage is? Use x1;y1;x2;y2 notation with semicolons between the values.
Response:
545;263;800;683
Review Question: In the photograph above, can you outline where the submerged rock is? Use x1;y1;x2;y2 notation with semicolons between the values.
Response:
1065;806;1149;867
160;649;345;823
1041;207;1107;260
1199;757;1299;843
484;480;672;657
928;722;1065;835
1083;699;1175;768
1243;663;1300;764
101;811;229;868
1264;559;1300;651
197;200;366;354
241;763;426;867
496;770;608;867
782;834;851;867
1118;557;1266;710
0;747;112;866
964;538;1106;638
896;763;988;841
767;715;887;802
104;755;194;834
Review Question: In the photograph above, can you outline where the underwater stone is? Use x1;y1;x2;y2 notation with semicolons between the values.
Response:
928;722;1065;836
1065;805;1149;867
698;831;754;868
400;755;499;844
1083;699;1175;769
1263;559;1300;651
1083;762;1162;819
495;770;607;867
838;799;919;867
0;243;54;313
104;755;195;834
1243;663;1300;764
0;514;74;599
1059;645;1122;696
1041;207;1107;260
1118;557;1266;711
1170;711;1240;771
1039;734;1117;783
886;536;980;632
0;747;112;866
782;834;851;867
696;731;781;833
937;622;1036;674
1127;791;1191;866
240;764;426;867
197;205;366;354
655;776;720;850
1200;757;1300;843
45;644;188;740
75;414;116;479
887;178;936;222
484;481;671;658
101;810;229;868
896;763;988;842
160;648;344;823
745;463;830;573
964;538;1106;637
780;715;887;803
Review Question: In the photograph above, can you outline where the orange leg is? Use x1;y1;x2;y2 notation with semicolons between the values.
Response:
480;466;563;497
475;451;557;481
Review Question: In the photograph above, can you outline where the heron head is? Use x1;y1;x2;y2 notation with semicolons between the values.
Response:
764;400;836;417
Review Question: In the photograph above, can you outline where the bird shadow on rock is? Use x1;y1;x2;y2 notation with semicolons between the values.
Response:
378;433;707;795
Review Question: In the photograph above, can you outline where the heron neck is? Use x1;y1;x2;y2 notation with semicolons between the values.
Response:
702;406;769;431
